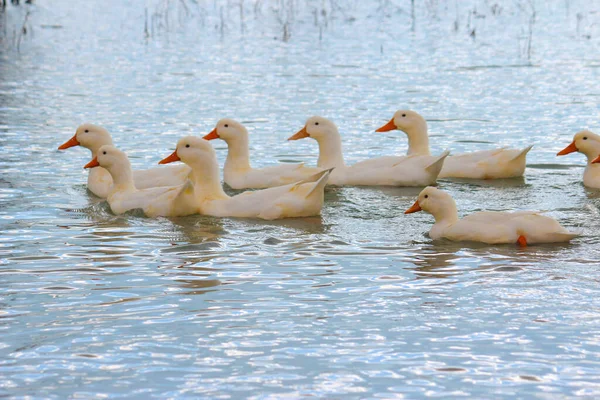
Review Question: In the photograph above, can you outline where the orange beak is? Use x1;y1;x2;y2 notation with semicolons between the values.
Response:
84;157;99;169
203;127;219;141
159;150;180;164
592;155;600;164
557;141;578;156
375;118;397;132
404;200;422;214
58;134;80;150
288;126;309;141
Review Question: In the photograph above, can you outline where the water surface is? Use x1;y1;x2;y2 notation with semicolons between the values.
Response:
2;1;600;398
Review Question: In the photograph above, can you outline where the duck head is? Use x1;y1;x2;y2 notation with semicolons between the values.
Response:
59;124;113;153
203;118;248;142
375;110;427;133
288;116;339;142
557;130;600;160
84;145;128;171
160;136;217;166
405;186;457;219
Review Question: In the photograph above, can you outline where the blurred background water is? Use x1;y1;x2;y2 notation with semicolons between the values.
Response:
1;0;600;398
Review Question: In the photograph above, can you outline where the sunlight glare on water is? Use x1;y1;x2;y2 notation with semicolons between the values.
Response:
1;0;600;398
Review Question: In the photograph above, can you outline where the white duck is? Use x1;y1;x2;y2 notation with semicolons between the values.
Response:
405;186;578;246
557;130;600;189
59;124;192;198
287;116;449;186
202;118;324;189
159;136;331;220
84;145;198;217
376;110;533;179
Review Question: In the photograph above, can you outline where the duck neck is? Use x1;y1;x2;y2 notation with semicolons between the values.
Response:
583;149;600;163
431;201;459;225
224;136;251;172
316;133;346;169
188;157;229;200
107;161;136;193
90;140;114;158
584;163;600;187
402;120;430;155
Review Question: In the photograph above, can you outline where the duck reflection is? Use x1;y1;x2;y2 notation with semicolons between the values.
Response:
168;214;227;243
585;187;600;200
174;277;222;296
410;246;461;279
410;239;579;281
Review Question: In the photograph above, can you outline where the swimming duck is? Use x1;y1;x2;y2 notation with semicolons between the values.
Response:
59;124;192;198
84;145;197;217
202;118;324;189
287;116;449;186
405;186;578;246
375;110;533;179
159;136;331;220
557;130;600;189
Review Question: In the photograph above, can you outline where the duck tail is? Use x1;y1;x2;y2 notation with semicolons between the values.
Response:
510;145;534;162
425;150;450;175
303;168;333;198
551;231;580;242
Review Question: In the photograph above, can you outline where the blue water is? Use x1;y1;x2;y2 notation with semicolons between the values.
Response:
2;0;600;398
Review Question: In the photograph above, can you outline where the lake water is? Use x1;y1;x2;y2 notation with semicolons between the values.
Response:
2;0;600;398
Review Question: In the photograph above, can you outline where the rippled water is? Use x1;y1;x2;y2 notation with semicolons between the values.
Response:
2;0;600;398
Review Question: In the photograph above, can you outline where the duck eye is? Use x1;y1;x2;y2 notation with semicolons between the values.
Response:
85;129;89;133
185;144;190;148
224;124;228;128
103;151;106;155
402;114;406;117
583;137;588;140
424;194;428;198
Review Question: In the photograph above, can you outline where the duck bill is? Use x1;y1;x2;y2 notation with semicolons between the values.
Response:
84;157;99;169
288;126;309;141
592;155;600;164
404;200;422;214
58;134;80;150
375;118;396;132
203;128;219;141
557;141;578;156
159;150;180;164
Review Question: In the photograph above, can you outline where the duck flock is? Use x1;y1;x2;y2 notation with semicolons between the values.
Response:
58;110;595;247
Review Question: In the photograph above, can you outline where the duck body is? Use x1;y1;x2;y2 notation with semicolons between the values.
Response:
160;136;331;220
203;119;323;189
376;110;533;179
557;130;600;189
199;170;331;220
223;163;324;190
107;181;196;217
431;210;578;244
59;123;192;198
86;146;198;217
405;187;579;245
439;146;533;179
288;116;448;187
328;152;449;186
